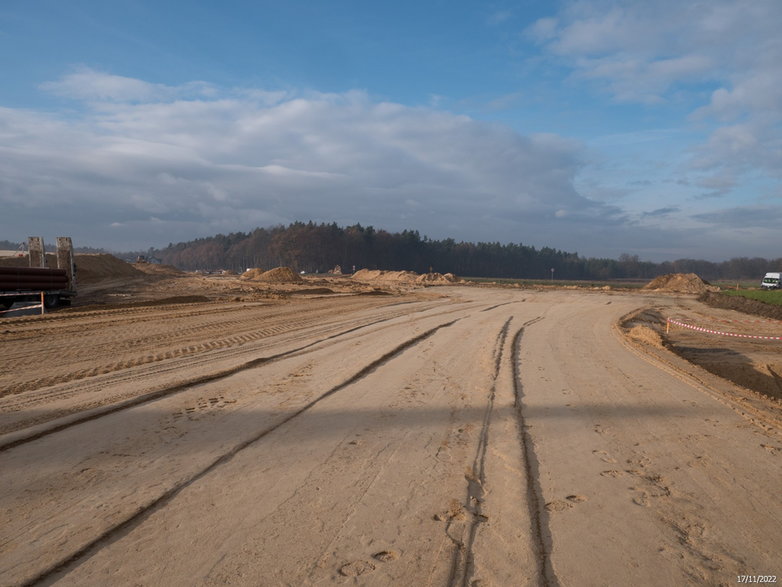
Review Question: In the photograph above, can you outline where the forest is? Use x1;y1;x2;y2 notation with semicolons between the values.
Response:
3;226;778;281
133;223;780;281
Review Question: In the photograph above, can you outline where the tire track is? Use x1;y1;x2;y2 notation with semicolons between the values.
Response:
1;300;475;418
2;298;478;399
480;301;518;313
0;303;473;451
3;314;351;395
24;319;460;587
510;316;559;587
4;299;478;410
2;304;376;389
449;317;512;587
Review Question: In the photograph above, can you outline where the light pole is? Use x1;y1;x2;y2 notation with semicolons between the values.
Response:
550;267;555;281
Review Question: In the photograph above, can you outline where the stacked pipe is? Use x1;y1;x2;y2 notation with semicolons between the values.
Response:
0;267;69;291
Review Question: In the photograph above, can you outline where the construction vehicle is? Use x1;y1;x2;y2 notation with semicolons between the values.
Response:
0;237;77;312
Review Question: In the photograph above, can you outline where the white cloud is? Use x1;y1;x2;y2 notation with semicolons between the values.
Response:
527;0;782;193
40;66;216;103
3;70;619;253
1;66;778;260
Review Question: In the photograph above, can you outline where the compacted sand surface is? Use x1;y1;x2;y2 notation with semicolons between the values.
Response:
1;286;780;586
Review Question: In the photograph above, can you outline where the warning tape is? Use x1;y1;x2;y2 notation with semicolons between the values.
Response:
0;291;46;316
667;318;782;340
685;315;782;326
0;303;43;316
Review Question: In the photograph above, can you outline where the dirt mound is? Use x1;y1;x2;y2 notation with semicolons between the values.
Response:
240;268;265;280
699;291;782;321
352;269;419;284
74;254;143;283
352;269;456;285
416;272;460;285
0;256;28;268
626;325;665;349
241;267;303;283
132;263;184;276
643;273;719;294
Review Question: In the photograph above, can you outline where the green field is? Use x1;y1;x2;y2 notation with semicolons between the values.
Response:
720;288;782;306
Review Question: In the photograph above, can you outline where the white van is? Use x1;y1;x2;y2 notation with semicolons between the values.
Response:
761;272;781;290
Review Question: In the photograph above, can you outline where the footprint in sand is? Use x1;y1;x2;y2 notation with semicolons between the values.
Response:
566;494;588;503
545;495;588;511
338;560;376;577
600;470;624;478
592;449;617;464
373;550;399;562
632;491;650;507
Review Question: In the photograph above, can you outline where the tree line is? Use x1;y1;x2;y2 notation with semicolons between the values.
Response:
136;222;780;281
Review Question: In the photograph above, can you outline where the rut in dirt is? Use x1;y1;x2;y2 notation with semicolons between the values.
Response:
0;302;476;451
448;317;513;587
0;315;401;452
511;317;559;587
23;319;460;587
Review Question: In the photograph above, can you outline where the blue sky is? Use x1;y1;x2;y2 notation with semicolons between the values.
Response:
1;0;780;261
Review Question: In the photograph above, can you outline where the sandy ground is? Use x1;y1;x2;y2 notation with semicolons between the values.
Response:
1;278;781;586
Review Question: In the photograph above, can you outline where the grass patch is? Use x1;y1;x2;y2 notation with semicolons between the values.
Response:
711;280;762;290
720;289;782;306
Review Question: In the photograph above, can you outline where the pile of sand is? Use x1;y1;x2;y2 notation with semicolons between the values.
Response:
352;270;420;284
75;254;144;282
352;269;461;286
132;263;184;276
241;267;303;283
0;253;142;283
626;325;665;349
0;256;29;268
416;272;460;285
643;273;719;294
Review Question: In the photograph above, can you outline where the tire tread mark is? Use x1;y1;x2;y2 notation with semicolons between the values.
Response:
511;317;559;587
453;317;513;587
21;319;460;587
0;310;436;452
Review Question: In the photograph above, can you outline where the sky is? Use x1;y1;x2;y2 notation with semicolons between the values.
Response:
1;0;780;261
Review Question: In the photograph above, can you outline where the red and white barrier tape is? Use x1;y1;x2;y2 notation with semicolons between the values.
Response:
0;292;46;316
0;303;43;315
689;315;782;326
667;318;782;340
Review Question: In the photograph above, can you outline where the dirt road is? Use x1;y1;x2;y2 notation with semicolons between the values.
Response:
1;288;780;586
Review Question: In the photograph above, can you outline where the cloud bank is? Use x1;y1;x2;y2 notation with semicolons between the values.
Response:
1;68;626;253
0;61;778;261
